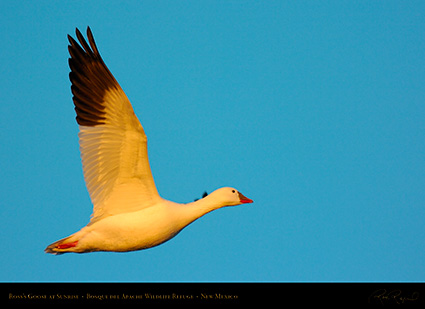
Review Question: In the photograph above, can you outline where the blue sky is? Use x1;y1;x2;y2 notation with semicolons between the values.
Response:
1;1;424;282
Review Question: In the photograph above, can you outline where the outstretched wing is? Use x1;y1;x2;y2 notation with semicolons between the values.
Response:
68;27;161;222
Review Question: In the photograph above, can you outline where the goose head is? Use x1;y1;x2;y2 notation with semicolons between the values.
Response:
208;187;253;207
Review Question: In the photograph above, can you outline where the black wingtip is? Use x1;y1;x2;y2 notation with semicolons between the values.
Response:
194;191;208;202
67;26;116;127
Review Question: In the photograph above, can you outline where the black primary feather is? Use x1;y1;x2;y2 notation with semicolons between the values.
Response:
194;191;208;202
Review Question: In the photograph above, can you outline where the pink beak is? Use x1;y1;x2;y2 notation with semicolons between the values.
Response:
238;192;253;204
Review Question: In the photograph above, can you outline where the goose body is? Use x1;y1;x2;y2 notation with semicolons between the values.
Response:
45;27;253;254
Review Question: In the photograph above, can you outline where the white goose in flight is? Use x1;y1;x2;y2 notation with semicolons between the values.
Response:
45;27;253;254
